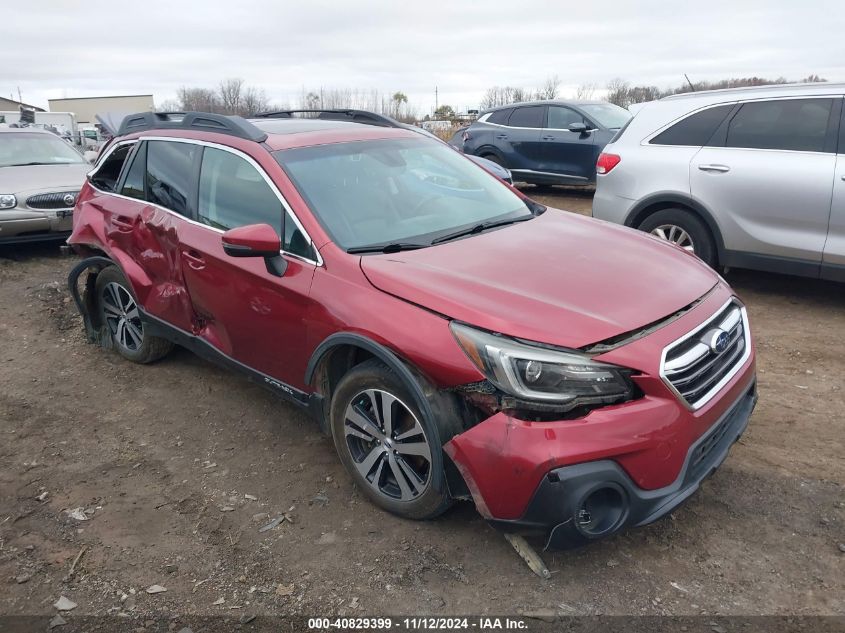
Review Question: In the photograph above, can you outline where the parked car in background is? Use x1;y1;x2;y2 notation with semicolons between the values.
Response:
593;82;845;282
0;127;90;245
459;100;631;186
67;111;755;550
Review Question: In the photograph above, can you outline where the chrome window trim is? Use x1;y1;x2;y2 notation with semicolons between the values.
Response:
659;298;752;411
95;136;322;267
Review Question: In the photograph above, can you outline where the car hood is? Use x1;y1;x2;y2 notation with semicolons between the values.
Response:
0;163;90;194
360;210;718;349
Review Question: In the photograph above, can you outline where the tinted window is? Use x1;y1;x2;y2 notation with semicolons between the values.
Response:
146;141;200;216
547;106;585;129
120;142;146;200
726;99;833;152
651;105;734;146
198;147;314;259
507;106;544;128
486;108;512;125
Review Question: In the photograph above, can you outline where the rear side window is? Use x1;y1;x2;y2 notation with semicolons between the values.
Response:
507;106;544;128
90;143;134;192
547;106;585;129
486;108;512;125
146;141;200;216
725;99;833;152
651;105;734;146
198;147;314;259
120;142;146;200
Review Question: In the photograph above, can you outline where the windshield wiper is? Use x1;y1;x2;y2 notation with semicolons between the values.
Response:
347;242;428;254
3;162;56;167
431;215;534;245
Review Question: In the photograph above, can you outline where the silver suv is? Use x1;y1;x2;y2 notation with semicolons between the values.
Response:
592;83;845;282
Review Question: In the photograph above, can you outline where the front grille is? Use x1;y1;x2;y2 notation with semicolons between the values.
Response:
661;300;750;409
26;191;79;210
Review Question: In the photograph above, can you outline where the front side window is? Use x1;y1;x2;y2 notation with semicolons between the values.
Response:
146;141;200;216
276;137;533;250
547;106;586;129
507;106;544;128
725;98;833;152
198;147;314;259
0;131;87;168
579;103;632;130
651;104;734;146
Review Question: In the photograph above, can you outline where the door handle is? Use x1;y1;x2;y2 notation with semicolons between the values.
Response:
182;249;206;270
541;135;556;141
495;134;508;140
698;164;731;173
841;175;845;181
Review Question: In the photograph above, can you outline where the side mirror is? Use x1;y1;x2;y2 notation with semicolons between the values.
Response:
568;122;588;133
221;223;287;277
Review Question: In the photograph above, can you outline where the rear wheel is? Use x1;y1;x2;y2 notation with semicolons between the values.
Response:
95;266;173;363
637;208;716;267
330;359;451;520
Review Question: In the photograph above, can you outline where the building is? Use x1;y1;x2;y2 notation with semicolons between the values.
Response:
0;96;45;112
47;95;154;125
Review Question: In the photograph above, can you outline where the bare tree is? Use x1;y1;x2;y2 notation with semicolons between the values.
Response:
538;75;561;100
605;78;631;108
242;87;270;115
156;99;182;112
218;78;244;114
575;83;596;100
177;87;220;112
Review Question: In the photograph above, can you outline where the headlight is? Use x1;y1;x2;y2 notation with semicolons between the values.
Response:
451;322;633;404
0;194;17;209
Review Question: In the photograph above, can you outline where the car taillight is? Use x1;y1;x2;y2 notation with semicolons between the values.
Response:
596;153;621;175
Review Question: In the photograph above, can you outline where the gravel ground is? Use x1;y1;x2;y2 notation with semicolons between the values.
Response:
1;188;843;626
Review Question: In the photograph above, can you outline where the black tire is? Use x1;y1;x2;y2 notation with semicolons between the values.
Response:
95;266;173;364
330;359;452;520
637;208;717;267
480;153;504;167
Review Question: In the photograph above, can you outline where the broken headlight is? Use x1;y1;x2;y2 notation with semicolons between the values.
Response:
450;322;633;404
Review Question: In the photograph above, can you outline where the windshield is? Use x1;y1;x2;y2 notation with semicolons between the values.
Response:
0;131;86;167
580;103;632;129
275;137;531;250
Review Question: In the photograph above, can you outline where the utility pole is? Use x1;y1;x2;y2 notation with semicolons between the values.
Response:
435;86;438;115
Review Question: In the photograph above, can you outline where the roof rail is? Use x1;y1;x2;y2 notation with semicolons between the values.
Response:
118;111;268;142
252;109;400;128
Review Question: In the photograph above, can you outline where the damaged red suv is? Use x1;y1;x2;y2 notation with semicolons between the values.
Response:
67;111;756;549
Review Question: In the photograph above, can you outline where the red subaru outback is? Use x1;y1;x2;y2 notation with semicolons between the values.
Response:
67;111;756;549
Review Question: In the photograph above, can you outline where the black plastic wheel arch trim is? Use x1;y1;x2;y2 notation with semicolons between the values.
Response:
67;255;117;343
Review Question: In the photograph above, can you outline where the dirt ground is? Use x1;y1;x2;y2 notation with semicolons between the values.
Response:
1;187;843;624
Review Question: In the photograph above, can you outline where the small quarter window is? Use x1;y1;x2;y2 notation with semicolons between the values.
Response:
651;105;734;147
486;108;513;125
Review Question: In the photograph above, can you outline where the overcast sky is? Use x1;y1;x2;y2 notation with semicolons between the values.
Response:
6;0;844;114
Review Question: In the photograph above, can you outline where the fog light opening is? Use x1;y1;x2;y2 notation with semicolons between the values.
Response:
575;485;627;538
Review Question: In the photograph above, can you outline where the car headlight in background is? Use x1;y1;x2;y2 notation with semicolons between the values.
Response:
450;322;633;404
0;194;17;209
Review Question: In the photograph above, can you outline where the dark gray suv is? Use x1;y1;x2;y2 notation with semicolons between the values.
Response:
457;100;631;186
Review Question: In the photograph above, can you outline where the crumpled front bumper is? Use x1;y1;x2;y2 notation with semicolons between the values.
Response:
490;383;756;549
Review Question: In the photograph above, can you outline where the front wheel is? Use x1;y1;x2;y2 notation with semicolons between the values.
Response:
330;359;451;520
637;208;717;267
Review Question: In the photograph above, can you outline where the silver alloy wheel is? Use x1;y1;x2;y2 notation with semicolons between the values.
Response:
343;389;432;502
101;282;144;351
650;224;695;252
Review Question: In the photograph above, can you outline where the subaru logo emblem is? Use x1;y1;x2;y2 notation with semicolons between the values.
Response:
63;193;76;207
707;328;730;354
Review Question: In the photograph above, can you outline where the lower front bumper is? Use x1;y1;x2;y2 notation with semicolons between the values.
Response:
492;382;757;549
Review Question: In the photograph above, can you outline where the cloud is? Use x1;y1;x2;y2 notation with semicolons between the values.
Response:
5;0;843;113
